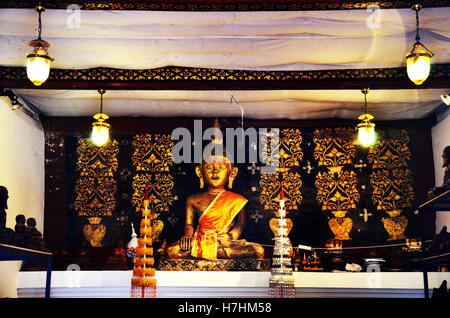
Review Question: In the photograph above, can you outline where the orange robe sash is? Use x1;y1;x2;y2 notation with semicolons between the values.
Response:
191;190;247;260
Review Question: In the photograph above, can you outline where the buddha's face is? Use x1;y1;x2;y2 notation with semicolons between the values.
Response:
202;156;231;189
197;155;238;190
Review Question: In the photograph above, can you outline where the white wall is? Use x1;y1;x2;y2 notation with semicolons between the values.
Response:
0;97;45;230
0;97;45;298
431;110;450;233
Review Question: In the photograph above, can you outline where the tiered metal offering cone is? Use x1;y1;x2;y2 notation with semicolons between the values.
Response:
269;186;295;298
131;187;156;298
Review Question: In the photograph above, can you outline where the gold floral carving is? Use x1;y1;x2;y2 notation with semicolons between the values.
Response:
313;127;358;240
131;134;175;243
259;129;303;172
370;168;415;211
259;171;302;212
259;129;303;214
315;170;360;211
132;134;174;172
280;129;304;169
132;173;174;213
259;128;280;170
368;129;414;240
313;127;356;168
367;129;411;170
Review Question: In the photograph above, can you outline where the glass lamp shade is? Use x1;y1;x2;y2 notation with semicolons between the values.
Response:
406;43;432;85
441;94;450;106
357;114;376;147
26;40;53;86
91;113;110;147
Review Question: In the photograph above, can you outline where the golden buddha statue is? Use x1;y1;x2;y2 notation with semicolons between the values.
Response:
165;154;264;260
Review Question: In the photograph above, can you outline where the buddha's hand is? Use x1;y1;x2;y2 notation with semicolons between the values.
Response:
229;231;239;240
180;235;192;251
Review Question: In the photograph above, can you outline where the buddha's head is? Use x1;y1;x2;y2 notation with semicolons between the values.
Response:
196;154;238;190
196;118;239;190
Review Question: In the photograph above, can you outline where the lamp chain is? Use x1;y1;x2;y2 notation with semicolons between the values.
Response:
364;92;367;114
38;10;42;39
361;88;369;115
100;91;104;113
415;7;420;42
36;3;45;40
98;89;106;114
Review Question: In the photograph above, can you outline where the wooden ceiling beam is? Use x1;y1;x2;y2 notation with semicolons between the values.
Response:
1;64;449;90
0;0;448;11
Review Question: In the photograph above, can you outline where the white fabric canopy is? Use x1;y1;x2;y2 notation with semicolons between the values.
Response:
0;8;449;70
1;7;449;120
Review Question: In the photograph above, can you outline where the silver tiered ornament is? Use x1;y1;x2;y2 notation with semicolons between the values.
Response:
269;185;295;298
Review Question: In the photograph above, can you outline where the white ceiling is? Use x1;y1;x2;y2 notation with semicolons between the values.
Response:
1;7;449;120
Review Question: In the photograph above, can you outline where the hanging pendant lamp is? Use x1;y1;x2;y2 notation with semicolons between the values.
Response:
91;89;110;147
406;4;433;85
356;88;376;148
26;4;54;86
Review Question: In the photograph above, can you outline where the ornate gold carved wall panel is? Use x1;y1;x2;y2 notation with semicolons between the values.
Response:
259;129;303;210
313;127;358;240
74;139;119;246
74;139;119;217
131;134;175;242
259;129;303;238
368;129;414;240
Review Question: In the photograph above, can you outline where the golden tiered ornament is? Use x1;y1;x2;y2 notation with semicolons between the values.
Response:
131;185;157;298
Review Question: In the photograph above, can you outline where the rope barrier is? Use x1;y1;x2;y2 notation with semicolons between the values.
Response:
253;240;432;251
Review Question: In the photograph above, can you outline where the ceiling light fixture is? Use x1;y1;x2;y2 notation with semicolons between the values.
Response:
26;4;54;86
91;89;110;147
356;88;376;148
406;4;433;86
441;94;450;106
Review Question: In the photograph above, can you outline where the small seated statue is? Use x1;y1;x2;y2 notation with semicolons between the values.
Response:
428;146;450;197
165;153;264;260
26;217;48;251
14;214;31;247
26;217;42;239
0;186;15;244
